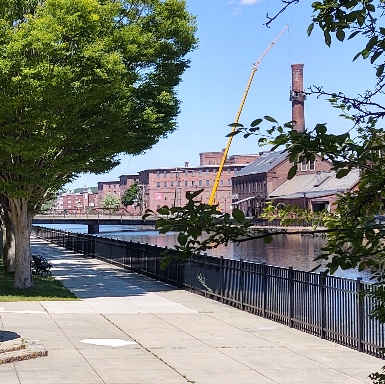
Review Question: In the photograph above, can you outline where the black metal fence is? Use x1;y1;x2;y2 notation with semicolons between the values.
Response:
31;225;385;359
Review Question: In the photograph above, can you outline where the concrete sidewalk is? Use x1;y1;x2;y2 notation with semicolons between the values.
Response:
0;237;383;384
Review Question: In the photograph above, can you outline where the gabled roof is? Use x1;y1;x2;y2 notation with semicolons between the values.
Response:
269;169;360;199
234;151;287;177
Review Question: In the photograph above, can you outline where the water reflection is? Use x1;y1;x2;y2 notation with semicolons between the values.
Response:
41;224;371;281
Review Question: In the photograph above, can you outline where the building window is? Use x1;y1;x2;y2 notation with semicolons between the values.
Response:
171;181;174;187
177;181;181;187
157;205;160;209
301;160;307;171
191;171;195;176
228;179;231;186
199;170;202;176
206;180;209;186
184;181;188;187
163;171;167;177
157;182;160;187
199;180;203;186
309;160;315;171
192;180;195;186
157;171;160;177
220;180;223;186
164;182;167;187
206;169;209;175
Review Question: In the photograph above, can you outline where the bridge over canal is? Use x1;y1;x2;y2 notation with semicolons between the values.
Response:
32;214;157;234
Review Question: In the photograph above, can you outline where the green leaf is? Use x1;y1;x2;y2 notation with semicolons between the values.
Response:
336;28;345;42
228;123;244;128
324;30;331;47
177;232;188;246
307;22;314;36
264;116;278;123
232;208;245;223
288;165;297;180
336;169;350;178
315;124;327;135
371;50;383;64
226;130;242;137
186;189;204;200
157;207;170;215
250;118;263;127
348;31;360;40
366;36;379;51
366;3;375;12
353;51;362;61
377;64;384;77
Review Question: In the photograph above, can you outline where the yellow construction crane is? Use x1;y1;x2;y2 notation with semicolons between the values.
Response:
208;25;289;206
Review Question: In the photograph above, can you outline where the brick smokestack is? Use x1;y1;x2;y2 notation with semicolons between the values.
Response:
290;64;306;132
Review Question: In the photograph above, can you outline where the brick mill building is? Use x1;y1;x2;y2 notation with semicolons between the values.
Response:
232;63;333;217
232;151;332;217
138;151;259;213
97;174;140;214
53;187;98;214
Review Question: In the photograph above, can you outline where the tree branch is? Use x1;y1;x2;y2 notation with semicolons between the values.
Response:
265;0;300;27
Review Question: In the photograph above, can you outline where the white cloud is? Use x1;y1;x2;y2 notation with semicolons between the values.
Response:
239;0;261;4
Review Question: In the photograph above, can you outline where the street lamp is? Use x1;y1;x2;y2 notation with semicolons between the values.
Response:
303;192;307;227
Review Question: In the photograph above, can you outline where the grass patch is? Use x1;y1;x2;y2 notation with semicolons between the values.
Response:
0;260;78;302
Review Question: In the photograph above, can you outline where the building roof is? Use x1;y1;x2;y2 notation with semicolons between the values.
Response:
269;168;360;199
140;163;249;172
234;151;287;177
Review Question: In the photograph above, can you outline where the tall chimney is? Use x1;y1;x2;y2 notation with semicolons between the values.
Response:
290;64;306;132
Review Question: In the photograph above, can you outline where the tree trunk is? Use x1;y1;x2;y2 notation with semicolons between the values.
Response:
8;198;33;289
1;216;15;273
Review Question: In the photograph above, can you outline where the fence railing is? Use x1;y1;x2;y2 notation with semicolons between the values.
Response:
31;225;384;359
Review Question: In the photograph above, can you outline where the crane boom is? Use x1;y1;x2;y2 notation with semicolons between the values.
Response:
208;25;288;206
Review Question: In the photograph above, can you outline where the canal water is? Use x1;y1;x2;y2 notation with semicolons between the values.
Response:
40;224;372;281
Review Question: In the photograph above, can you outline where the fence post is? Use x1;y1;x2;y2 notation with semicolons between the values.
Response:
137;242;140;273
129;241;133;272
220;256;224;304
155;245;158;281
203;254;207;297
176;258;180;288
288;267;294;328
262;263;267;318
319;274;326;339
240;259;244;311
189;257;192;293
357;277;364;352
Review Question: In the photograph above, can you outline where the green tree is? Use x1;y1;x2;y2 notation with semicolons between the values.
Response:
121;182;140;207
0;0;197;288
101;192;121;213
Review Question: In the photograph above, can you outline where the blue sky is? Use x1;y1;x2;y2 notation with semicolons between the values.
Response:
66;0;374;189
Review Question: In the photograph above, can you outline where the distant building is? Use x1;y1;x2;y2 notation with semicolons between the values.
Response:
97;174;139;214
232;151;332;217
97;180;120;201
269;168;361;212
119;174;140;198
53;186;98;214
139;151;259;213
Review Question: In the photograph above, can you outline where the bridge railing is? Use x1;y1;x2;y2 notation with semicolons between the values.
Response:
31;225;385;359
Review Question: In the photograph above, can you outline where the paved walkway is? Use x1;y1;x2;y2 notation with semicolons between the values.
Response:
0;237;383;384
